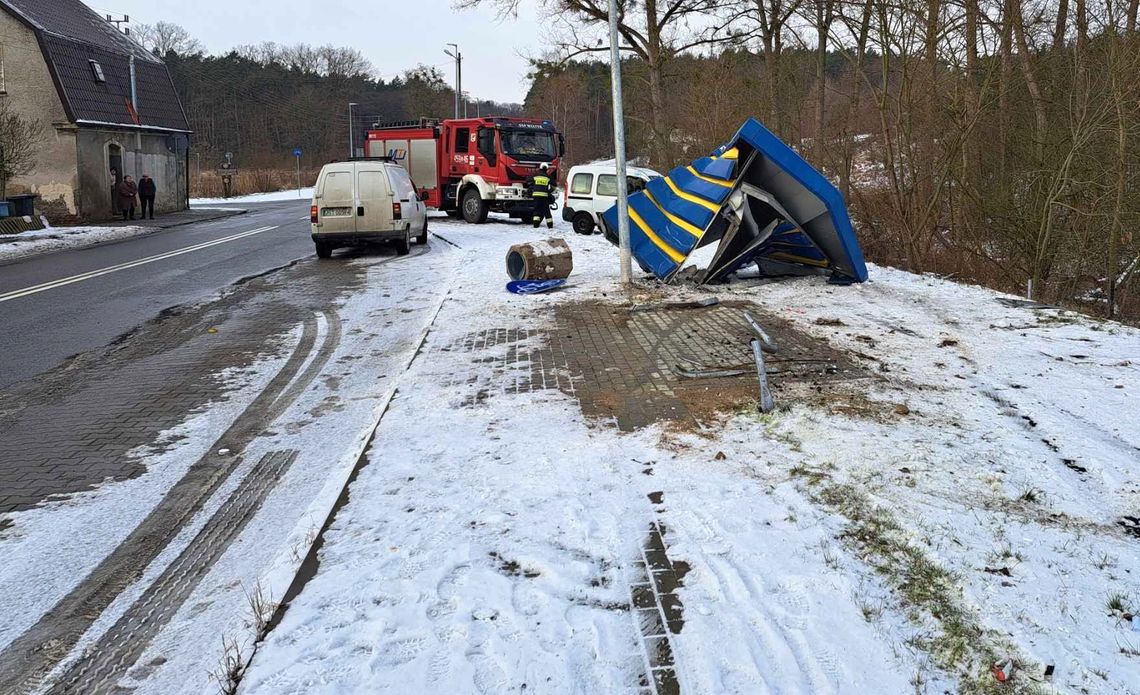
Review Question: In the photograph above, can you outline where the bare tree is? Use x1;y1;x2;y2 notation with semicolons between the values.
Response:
317;46;374;79
0;103;44;197
458;0;731;165
133;21;204;57
751;0;802;136
231;42;372;79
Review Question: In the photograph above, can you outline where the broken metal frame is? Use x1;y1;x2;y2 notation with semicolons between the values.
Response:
751;339;775;413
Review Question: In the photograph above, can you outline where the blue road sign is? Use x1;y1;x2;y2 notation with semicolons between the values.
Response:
293;148;303;157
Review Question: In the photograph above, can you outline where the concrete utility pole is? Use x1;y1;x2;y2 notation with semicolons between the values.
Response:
347;102;358;159
445;44;462;119
608;0;632;286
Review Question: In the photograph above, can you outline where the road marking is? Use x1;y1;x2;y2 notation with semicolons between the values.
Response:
0;226;279;304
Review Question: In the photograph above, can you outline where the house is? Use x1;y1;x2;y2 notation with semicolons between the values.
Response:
0;0;190;221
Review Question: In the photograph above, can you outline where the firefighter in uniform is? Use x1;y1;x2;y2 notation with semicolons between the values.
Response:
525;163;554;229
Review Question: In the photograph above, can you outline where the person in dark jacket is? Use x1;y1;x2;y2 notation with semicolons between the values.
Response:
525;163;554;229
138;175;157;220
117;176;138;221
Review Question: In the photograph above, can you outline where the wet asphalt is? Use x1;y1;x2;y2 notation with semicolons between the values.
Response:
0;201;315;390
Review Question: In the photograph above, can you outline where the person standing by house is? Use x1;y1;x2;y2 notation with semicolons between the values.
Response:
138;175;157;220
117;175;138;221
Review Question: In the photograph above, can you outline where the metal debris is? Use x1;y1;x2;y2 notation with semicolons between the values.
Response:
674;365;749;379
629;297;719;313
742;310;778;354
751;339;775;413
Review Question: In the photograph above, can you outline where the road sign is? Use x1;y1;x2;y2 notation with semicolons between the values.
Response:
293;148;303;158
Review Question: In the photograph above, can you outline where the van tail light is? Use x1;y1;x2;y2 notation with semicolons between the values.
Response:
392;202;402;220
310;205;318;223
563;185;567;207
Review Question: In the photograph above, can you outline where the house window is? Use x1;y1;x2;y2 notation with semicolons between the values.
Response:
90;60;106;83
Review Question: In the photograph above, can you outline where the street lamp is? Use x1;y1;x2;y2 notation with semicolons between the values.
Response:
607;0;631;286
444;44;462;119
348;102;358;159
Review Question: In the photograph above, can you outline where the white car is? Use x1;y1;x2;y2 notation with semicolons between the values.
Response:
560;163;662;235
310;159;428;258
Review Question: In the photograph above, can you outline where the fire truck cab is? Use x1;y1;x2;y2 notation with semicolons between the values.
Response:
365;117;564;224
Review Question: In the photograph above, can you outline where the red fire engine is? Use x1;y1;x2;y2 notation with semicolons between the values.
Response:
365;117;564;224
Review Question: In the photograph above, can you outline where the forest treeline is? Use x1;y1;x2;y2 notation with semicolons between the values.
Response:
137;23;521;174
512;0;1140;319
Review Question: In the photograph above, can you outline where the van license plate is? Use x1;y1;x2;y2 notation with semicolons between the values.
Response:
322;207;352;217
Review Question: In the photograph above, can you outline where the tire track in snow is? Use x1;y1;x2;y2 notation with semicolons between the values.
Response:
0;312;331;695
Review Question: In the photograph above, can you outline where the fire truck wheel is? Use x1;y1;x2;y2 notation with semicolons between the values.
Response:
461;188;488;224
416;219;429;245
572;212;596;235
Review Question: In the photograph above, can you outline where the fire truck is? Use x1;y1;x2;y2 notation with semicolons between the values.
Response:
365;117;564;224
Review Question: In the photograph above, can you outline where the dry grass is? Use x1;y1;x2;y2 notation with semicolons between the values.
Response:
788;465;1044;694
208;635;244;695
243;581;278;641
191;168;320;199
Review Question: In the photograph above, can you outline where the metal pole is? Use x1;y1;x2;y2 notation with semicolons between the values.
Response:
446;44;460;118
458;52;464;118
347;103;357;159
608;0;632;286
296;154;301;197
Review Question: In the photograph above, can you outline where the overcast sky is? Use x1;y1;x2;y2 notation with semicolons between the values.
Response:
88;0;545;103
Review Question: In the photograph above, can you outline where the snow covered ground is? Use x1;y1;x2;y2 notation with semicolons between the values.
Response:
5;211;1136;694
0;223;147;264
191;188;313;206
237;223;1140;694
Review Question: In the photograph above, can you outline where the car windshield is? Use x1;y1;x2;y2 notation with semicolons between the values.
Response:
501;130;557;161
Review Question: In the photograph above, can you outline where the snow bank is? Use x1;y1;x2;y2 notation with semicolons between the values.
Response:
0;224;149;263
191;188;312;206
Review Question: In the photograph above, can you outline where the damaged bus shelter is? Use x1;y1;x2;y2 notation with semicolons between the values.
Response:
602;118;869;285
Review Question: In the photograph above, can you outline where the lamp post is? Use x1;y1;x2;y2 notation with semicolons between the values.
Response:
607;0;632;286
347;102;358;159
444;44;462;119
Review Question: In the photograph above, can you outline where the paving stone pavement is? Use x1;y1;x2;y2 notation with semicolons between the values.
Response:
449;299;868;431
0;259;368;519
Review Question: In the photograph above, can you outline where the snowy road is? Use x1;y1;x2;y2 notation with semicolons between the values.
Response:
0;200;312;389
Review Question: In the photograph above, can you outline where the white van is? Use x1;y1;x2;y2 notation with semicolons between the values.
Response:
310;159;428;258
560;163;662;235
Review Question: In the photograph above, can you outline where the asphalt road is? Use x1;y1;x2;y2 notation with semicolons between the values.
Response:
0;201;315;390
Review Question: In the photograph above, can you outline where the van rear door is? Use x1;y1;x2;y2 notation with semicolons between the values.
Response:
317;165;356;233
356;165;395;233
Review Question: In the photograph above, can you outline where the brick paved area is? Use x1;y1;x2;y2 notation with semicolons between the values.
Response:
451;299;869;431
0;261;367;518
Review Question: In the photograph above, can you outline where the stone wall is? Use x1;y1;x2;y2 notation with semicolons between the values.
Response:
0;10;80;218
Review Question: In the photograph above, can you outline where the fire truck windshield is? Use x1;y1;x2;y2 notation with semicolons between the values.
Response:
501;130;557;161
